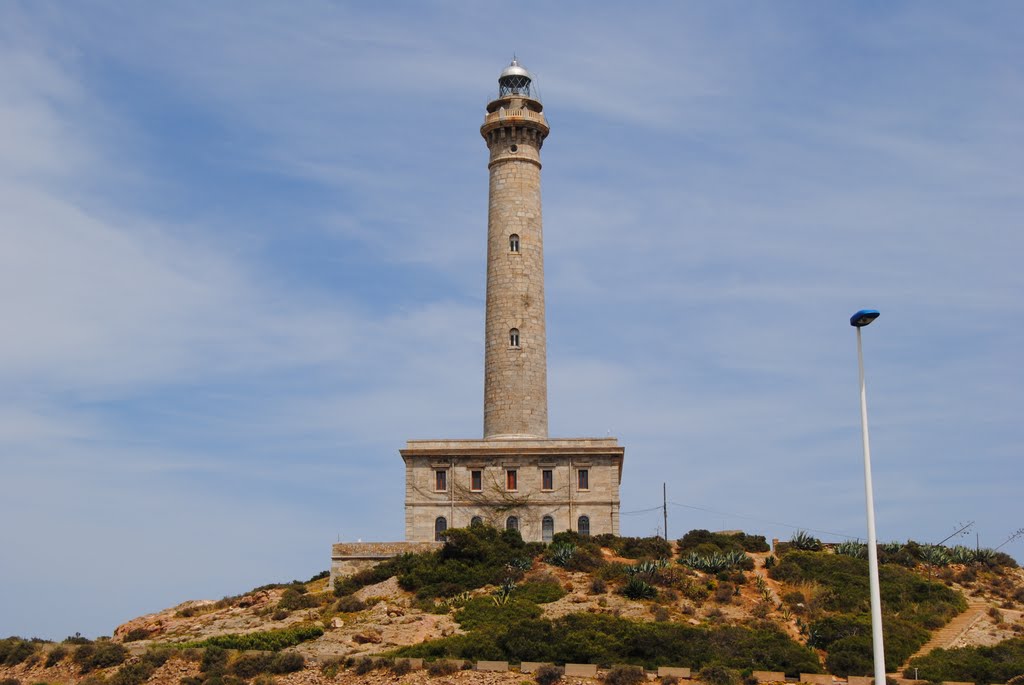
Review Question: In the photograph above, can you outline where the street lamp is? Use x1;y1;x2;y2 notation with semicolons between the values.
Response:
851;309;886;684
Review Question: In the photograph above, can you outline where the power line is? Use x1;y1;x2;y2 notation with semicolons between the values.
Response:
667;501;859;541
620;505;664;515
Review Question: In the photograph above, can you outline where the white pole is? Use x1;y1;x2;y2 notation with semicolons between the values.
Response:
857;326;887;684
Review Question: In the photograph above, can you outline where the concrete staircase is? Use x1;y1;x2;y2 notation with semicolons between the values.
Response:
900;599;988;671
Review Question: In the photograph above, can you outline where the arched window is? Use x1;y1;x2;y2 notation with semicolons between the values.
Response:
470;516;483;527
578;515;590;537
509;328;520;348
434;517;447;541
542;515;554;543
509;234;520;253
506;516;519;531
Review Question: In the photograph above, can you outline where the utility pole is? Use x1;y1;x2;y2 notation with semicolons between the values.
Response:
662;483;668;542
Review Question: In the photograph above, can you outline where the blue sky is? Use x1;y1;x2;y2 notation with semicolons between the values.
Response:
1;2;1021;640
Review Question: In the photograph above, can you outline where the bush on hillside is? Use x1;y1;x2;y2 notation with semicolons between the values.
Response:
535;663;564;685
603;664;646;685
393;611;821;673
810;613;928;674
453;597;543;629
0;639;39;667
594;535;674;560
72;641;128;673
677;530;769;555
187;625;323;651
905;637;1024;684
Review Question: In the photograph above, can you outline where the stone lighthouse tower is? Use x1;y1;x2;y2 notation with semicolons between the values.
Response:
398;60;624;544
481;59;550;439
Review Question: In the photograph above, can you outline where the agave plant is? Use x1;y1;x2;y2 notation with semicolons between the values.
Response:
627;560;660;578
974;547;996;564
833;540;867;559
763;554;777;569
920;544;951;567
753;574;769;592
949;545;976;564
546;543;576;567
509;557;533;572
879;541;903;555
621;576;658;600
680;550;750;574
790;530;822;551
492;578;517;606
760;588;774;603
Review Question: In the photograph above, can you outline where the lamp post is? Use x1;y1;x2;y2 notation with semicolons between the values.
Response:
851;309;886;684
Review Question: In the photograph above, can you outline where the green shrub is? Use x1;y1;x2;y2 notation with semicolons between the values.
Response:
334;595;366;613
535;664;563;685
73;641;128;672
108;662;156;685
603;665;646;685
425;660;460;676
352;657;375;675
394;611;821;673
0;639;39;667
276;589;319;611
594;535;674;560
677;530;769;555
187;625;323;651
122;629;151;643
590;577;608;594
454;597;542;629
201;646;228;673
699;664;739;685
390;659;412;676
270;652;304;674
230;654;274;678
517;581;567;604
45;646;68;668
905;637;1024;684
811;613;929;674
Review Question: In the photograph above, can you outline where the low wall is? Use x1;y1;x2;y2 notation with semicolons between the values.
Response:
329;541;441;589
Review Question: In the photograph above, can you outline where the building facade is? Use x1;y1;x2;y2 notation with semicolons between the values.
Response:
402;60;625;543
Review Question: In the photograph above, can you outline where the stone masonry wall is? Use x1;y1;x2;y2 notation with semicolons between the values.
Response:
403;450;621;542
483;112;548;439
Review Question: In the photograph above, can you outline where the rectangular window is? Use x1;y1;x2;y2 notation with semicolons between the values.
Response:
542;469;553;490
577;469;589;490
470;470;482;492
435;470;447;492
506;469;518;491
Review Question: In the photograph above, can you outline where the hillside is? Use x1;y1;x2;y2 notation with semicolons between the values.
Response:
2;528;1023;685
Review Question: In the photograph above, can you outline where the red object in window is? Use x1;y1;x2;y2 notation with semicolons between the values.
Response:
471;470;482;491
577;469;589;490
435;470;447;491
542;469;553;490
506;470;518;490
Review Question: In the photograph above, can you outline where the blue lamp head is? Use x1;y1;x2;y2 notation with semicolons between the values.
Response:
850;309;880;327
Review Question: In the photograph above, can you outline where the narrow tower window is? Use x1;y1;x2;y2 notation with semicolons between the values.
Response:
506;469;518;491
434;517;448;541
470;470;482;491
434;470;447;492
509;328;520;348
542;515;554;543
578;515;590;537
509;234;520;253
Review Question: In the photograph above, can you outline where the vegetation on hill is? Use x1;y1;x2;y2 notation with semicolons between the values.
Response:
769;548;967;674
393;612;821;673
904;637;1024;684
